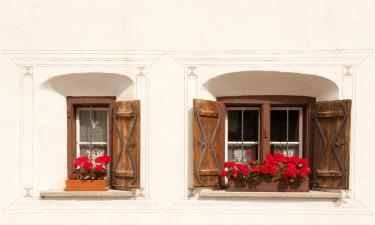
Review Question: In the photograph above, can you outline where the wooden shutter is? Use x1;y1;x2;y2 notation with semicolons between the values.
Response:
193;99;225;187
112;100;140;189
312;100;351;189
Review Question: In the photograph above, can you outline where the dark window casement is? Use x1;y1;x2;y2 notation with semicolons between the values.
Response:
192;96;351;190
67;97;141;189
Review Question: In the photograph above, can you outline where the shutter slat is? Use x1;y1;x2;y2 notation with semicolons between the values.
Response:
316;170;343;177
198;170;221;176
115;170;136;177
193;99;225;187
312;100;351;189
198;110;219;118
318;111;345;118
112;100;141;189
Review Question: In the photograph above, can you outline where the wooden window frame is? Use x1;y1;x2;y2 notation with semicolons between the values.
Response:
217;95;315;163
270;106;303;157
66;96;116;178
225;106;261;163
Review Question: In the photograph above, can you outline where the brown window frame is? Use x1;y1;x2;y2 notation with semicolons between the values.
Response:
217;95;315;163
66;96;116;178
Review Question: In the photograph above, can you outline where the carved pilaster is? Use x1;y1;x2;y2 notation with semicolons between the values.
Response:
342;65;355;99
21;66;34;197
136;66;148;198
185;66;198;197
342;65;356;199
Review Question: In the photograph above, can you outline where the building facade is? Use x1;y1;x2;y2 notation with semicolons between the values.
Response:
1;1;375;225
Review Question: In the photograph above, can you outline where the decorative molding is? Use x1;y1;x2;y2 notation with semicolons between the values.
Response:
3;50;165;67
174;49;373;212
137;66;147;77
135;66;149;198
136;188;146;198
21;65;34;198
168;198;371;215
187;187;198;199
4;198;164;213
3;50;165;203
22;66;33;77
169;50;373;67
23;186;33;198
187;66;197;78
343;65;354;77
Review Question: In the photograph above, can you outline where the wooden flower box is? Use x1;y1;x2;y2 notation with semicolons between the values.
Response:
227;178;309;192
65;180;109;191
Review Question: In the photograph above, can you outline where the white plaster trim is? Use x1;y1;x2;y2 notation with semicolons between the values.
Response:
2;50;166;67
168;198;370;215
40;189;133;200
198;189;341;200
1;50;165;204
21;66;34;198
169;50;373;67
136;66;149;198
3;198;164;213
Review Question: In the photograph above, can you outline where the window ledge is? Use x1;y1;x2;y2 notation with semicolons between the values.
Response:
40;189;133;200
198;189;341;201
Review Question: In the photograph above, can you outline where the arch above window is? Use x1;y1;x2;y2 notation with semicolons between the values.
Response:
203;71;339;101
41;72;134;99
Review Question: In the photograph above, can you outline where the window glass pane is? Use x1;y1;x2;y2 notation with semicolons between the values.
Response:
288;110;299;142
243;110;259;141
79;144;107;162
79;109;108;142
228;110;242;141
228;144;258;164
271;110;287;141
271;144;299;157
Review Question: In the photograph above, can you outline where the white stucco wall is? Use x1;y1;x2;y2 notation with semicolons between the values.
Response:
1;0;375;225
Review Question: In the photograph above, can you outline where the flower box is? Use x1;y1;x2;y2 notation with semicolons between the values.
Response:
65;155;111;191
65;180;109;191
227;177;309;192
221;153;312;192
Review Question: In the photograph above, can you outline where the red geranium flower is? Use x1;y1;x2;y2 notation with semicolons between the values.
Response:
273;153;285;163
73;156;89;168
95;164;105;172
240;165;251;176
95;155;111;165
265;153;274;163
220;170;228;177
82;161;93;170
260;165;268;174
252;166;260;172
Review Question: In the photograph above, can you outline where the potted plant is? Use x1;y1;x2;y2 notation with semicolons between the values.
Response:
65;155;111;191
221;153;311;192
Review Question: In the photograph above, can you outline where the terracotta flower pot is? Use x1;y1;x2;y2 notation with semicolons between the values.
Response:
227;178;309;192
65;180;109;191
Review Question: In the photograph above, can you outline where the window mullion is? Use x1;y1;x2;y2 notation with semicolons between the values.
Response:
261;102;270;161
241;107;244;163
286;106;289;155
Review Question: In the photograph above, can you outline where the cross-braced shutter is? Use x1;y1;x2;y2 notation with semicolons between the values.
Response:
112;100;140;189
312;100;351;189
193;99;225;187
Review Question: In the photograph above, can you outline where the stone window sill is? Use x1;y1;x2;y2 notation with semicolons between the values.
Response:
40;189;134;200
198;189;342;201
